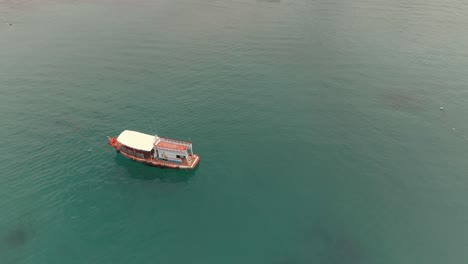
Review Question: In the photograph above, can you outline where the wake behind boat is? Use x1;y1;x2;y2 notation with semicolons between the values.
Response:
107;130;199;169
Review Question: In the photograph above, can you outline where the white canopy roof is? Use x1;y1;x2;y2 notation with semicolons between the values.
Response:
117;130;155;151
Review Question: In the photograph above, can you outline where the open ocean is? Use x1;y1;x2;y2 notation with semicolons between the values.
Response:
1;0;468;263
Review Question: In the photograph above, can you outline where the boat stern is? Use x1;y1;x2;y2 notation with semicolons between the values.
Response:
188;154;200;169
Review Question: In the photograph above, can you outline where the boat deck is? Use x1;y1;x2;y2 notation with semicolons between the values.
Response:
155;141;188;151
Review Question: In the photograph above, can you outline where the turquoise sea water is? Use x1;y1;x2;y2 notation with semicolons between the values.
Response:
1;0;468;263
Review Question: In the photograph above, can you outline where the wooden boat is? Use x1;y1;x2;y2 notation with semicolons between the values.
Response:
107;130;199;169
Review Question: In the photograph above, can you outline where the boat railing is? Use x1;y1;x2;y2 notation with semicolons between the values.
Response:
159;137;192;146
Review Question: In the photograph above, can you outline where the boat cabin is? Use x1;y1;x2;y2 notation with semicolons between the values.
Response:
114;130;194;165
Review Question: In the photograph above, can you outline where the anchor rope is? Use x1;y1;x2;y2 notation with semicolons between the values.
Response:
63;112;110;158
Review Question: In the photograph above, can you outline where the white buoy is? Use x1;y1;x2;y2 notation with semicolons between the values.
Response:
440;107;444;110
